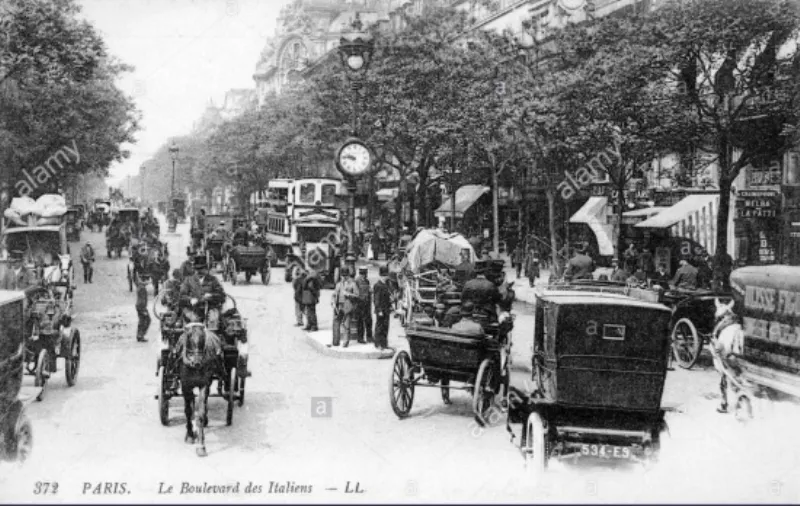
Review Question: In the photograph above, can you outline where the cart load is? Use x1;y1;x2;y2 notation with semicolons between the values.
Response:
405;229;475;273
3;194;67;227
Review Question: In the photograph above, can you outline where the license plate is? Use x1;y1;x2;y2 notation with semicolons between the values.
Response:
580;444;632;459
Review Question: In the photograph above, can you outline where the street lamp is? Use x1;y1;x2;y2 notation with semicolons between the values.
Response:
336;12;375;271
169;141;179;201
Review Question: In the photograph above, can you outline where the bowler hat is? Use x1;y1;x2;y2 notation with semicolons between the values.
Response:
379;265;389;276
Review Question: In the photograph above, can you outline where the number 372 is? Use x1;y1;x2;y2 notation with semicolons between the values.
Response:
34;482;59;495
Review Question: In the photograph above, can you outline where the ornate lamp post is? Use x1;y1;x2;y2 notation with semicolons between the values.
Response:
169;141;179;200
335;13;376;271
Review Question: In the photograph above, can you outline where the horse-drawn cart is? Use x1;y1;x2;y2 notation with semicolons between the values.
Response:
390;314;514;424
127;240;169;293
0;290;34;463
224;244;271;285
153;293;249;429
665;290;734;370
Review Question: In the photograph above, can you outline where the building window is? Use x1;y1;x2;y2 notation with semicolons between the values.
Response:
299;183;315;204
787;152;800;186
322;184;336;205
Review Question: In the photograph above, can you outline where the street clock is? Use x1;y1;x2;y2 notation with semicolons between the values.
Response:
335;138;374;179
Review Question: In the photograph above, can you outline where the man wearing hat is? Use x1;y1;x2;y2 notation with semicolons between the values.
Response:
373;265;392;349
355;266;373;343
451;301;484;337
302;268;322;332
333;266;359;347
461;261;502;324
610;258;629;283
80;241;95;283
180;255;226;324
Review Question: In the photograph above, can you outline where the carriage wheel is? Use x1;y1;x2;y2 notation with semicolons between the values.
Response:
226;367;236;426
524;412;548;473
64;330;80;387
221;257;229;282
473;359;497;426
236;376;246;407
13;412;33;464
35;349;49;401
389;351;415;418
153;277;160;294
261;265;270;285
440;377;451;405
158;365;170;426
671;318;702;369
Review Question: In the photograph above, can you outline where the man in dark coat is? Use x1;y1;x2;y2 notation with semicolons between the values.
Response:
302;269;322;331
292;268;306;327
180;255;226;323
372;265;392;350
461;262;501;323
610;258;629;283
671;258;699;291
564;246;595;281
454;249;474;285
525;248;540;287
79;241;95;283
355;266;373;343
232;223;249;246
511;245;524;278
135;276;150;342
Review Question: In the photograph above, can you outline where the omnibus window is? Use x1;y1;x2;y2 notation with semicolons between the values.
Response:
322;184;337;205
299;183;315;204
297;227;338;244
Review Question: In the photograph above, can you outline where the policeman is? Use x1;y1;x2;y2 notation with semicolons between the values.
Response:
461;261;501;324
355;266;373;343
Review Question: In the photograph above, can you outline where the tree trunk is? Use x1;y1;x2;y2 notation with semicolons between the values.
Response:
546;187;559;277
616;184;626;260
492;165;500;254
395;172;405;239
716;146;732;261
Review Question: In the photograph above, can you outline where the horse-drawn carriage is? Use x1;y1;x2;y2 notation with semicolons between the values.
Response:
0;290;34;463
223;242;271;285
87;200;111;232
127;240;169;293
202;215;233;272
506;285;672;471
389;311;515;424
663;290;734;369
153;292;249;456
1;222;81;402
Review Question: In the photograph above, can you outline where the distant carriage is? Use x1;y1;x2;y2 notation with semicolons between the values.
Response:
128;240;170;293
224;243;271;285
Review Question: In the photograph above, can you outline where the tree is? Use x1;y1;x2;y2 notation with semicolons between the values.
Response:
643;0;800;267
0;0;139;198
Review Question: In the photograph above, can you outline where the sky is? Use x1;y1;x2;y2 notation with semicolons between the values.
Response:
76;0;288;185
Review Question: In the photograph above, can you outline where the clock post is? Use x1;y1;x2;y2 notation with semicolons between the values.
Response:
336;13;375;273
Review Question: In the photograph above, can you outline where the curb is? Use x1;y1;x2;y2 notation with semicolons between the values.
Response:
303;330;395;360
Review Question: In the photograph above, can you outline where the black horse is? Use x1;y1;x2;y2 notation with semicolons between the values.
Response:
173;322;223;457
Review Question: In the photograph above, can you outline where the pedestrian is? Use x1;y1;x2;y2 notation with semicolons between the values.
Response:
623;242;638;270
293;267;307;327
355;266;373;343
371;232;381;261
638;247;654;279
302;269;322;332
525;248;539;287
331;272;343;346
373;265;392;350
511;244;524;278
79;241;95;283
331;267;359;348
135;276;150;342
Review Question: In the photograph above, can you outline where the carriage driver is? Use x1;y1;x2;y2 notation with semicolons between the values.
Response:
461;261;502;325
179;255;226;327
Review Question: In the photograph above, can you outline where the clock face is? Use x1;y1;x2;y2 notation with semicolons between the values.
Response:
337;142;372;177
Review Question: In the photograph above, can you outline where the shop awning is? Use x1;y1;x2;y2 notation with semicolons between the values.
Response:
376;188;398;202
636;193;719;254
621;206;668;225
434;185;489;219
569;197;615;256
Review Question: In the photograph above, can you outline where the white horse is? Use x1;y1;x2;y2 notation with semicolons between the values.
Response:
711;298;749;416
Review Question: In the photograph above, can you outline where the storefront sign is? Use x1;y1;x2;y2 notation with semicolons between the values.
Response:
746;159;782;189
736;190;779;219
